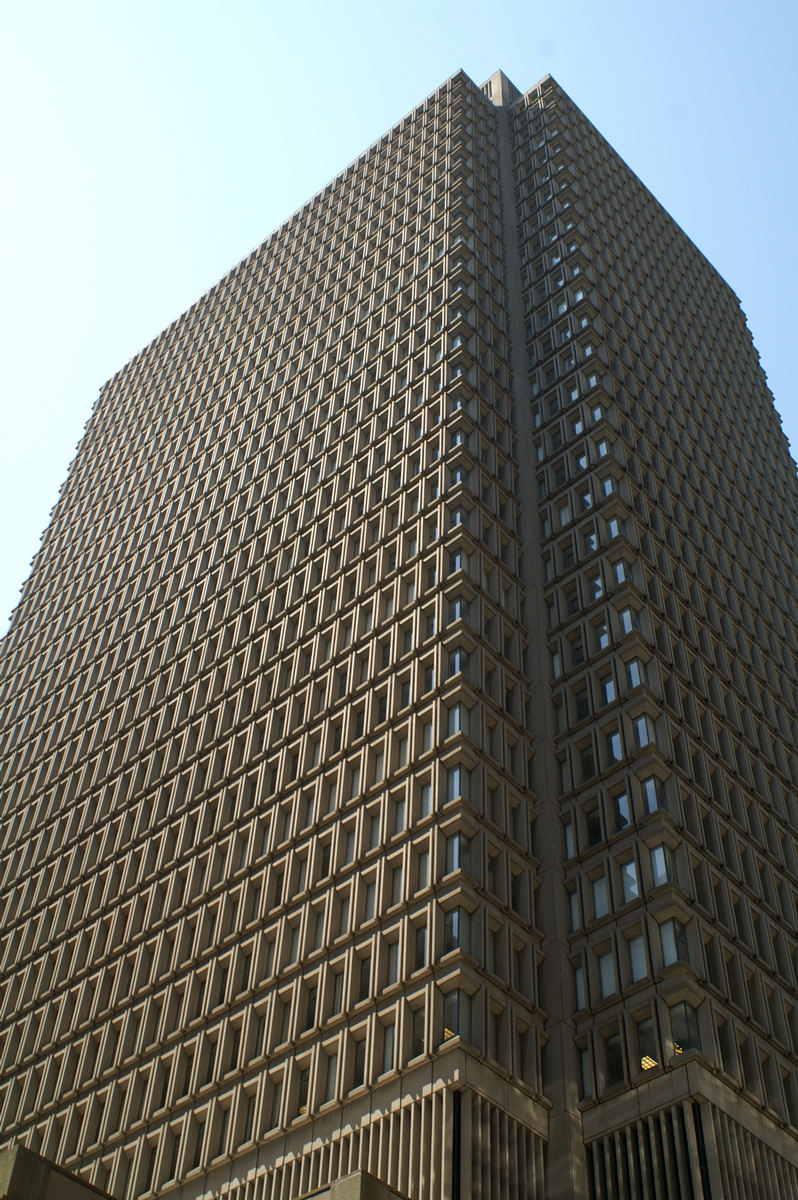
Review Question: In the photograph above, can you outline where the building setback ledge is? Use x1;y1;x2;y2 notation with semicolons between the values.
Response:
0;1145;113;1200
298;1171;408;1200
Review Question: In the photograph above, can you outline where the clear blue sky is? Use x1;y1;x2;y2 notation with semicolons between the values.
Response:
1;0;796;636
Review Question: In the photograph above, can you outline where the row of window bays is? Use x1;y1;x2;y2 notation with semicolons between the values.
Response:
0;522;534;878
546;542;798;866
0;369;523;786
12;969;542;1190
521;118;798;548
571;917;798;1126
80;191;509;470
560;752;798;1000
0;717;540;984
527;261;798;627
5;264;515;679
535;390;798;870
544;485;798;806
0;498;533;875
1;835;544;1090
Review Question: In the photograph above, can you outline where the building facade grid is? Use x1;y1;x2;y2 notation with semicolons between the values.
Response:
0;67;797;1200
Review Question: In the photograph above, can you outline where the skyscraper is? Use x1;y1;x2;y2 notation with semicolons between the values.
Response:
1;64;797;1199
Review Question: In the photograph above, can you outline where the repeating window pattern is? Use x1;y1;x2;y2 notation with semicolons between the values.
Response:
0;71;547;1199
518;74;798;1151
0;65;796;1200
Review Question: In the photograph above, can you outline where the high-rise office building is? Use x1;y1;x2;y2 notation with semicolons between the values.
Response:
1;65;797;1200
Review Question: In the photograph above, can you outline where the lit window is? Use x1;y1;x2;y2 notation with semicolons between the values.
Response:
637;1016;658;1071
443;989;471;1042
670;1001;700;1054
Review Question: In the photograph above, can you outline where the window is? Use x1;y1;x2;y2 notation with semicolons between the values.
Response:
443;990;471;1041
614;792;631;830
650;843;674;887
592;875;609;919
598;951;616;998
642;775;664;813
414;925;427;971
620;859;639;903
619;607;637;635
382;1022;396;1075
448;648;469;678
635;715;655;748
586;807;601;845
607;730;622;761
448;703;468;737
580;743;596;782
444;906;470;954
600;674;615;704
564;820;576;858
579;1046;592;1099
604;1032;624;1086
612;560;629;584
446;764;469;802
574;963;586;1010
594;621;610;650
627;659;645;688
671;1001;700;1054
450;596;469;622
323;1052;337;1104
445;832;471;874
628;934;647;981
411;1008;425;1058
607;516;622;539
569;889;580;932
660;918;689;966
637;1016;658;1071
575;688;590;720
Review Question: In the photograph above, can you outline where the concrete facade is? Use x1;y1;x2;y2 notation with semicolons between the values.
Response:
1;68;798;1198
